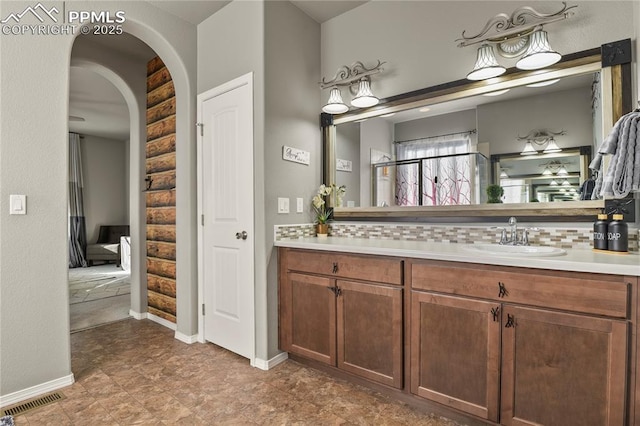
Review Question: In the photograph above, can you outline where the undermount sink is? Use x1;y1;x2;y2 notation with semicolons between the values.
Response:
462;243;566;257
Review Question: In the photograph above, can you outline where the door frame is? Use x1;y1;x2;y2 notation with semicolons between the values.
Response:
196;72;255;366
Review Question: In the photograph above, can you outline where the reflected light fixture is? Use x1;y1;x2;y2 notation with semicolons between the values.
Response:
483;89;510;97
550;179;558;186
526;78;560;88
320;60;385;114
456;3;576;81
518;129;566;155
540;160;568;176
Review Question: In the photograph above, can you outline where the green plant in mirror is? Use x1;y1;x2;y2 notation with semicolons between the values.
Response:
487;184;504;204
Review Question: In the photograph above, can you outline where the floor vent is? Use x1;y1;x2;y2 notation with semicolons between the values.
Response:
1;392;65;417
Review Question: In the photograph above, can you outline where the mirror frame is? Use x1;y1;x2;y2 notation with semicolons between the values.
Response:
322;45;633;221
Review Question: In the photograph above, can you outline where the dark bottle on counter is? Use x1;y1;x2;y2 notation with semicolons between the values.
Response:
607;213;628;253
593;213;609;250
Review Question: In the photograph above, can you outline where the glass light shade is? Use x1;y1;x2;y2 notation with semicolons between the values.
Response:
520;141;538;155
322;87;349;114
516;29;561;70
500;170;509;178
561;179;571;186
556;166;568;176
541;167;553;176
543;138;562;154
351;79;379;108
467;44;506;81
550;179;558;186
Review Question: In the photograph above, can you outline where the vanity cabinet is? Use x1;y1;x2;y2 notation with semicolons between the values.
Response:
279;248;404;388
410;260;630;425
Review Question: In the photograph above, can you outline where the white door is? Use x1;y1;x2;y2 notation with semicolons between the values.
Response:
198;74;254;361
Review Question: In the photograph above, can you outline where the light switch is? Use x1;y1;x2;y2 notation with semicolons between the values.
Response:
296;198;303;213
277;197;289;214
10;194;26;215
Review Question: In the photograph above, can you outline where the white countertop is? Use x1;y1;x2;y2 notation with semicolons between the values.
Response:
275;237;640;277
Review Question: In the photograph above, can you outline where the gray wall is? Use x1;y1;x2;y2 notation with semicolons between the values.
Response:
321;1;635;104
395;110;476;143
478;86;592;155
197;0;321;361
265;2;321;359
0;0;197;399
81;135;128;243
336;123;360;206
360;118;394;207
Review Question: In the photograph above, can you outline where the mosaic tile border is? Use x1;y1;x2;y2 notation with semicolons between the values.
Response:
275;222;639;252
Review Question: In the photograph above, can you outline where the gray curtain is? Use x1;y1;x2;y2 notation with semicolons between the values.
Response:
69;133;88;268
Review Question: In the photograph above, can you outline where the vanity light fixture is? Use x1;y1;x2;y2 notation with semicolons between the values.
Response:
518;129;566;155
320;60;385;114
456;3;576;81
322;87;349;114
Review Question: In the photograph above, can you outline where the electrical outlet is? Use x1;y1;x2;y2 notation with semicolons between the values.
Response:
278;197;289;214
296;198;303;213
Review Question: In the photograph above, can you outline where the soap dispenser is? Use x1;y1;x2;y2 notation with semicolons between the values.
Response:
607;213;628;253
593;212;608;250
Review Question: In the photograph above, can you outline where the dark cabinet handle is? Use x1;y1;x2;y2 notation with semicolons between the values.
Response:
327;286;341;297
491;306;500;322
332;262;338;274
498;282;509;298
505;314;515;328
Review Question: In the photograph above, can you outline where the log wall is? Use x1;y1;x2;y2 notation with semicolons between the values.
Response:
146;57;177;323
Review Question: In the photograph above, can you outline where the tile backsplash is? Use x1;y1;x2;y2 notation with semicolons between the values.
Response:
275;222;639;252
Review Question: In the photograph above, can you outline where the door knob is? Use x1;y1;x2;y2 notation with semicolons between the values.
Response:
235;231;248;240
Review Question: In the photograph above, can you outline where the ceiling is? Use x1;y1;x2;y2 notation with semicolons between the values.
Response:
69;0;368;140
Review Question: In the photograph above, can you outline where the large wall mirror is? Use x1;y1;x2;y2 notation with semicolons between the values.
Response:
323;47;632;219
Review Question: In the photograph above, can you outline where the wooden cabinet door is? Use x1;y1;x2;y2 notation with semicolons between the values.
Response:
501;305;627;426
337;280;403;388
281;272;336;365
411;291;501;422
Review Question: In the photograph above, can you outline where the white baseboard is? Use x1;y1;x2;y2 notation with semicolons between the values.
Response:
129;310;147;320
253;352;288;371
147;312;177;331
174;331;197;344
0;374;74;408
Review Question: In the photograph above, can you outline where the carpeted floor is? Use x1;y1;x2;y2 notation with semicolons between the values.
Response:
68;264;131;333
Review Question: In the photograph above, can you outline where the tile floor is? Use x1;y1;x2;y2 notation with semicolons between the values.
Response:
11;319;468;425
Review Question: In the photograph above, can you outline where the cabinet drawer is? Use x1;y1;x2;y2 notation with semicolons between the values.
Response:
411;260;629;318
287;249;402;285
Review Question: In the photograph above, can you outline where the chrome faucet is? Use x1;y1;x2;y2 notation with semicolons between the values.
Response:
508;216;518;245
495;216;539;246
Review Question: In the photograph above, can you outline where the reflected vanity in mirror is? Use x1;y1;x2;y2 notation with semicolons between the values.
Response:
323;46;632;219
